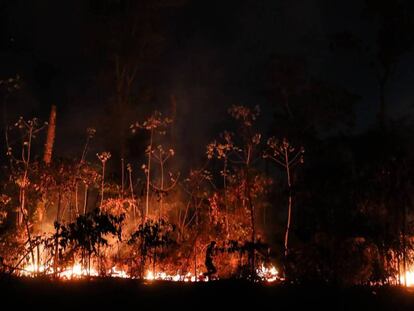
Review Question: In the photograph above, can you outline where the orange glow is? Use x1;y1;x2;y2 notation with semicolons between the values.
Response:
256;264;280;283
20;263;99;279
400;270;414;287
20;259;280;283
143;270;209;282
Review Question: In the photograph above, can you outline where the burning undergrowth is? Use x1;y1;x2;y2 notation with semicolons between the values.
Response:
0;106;283;283
1;105;413;287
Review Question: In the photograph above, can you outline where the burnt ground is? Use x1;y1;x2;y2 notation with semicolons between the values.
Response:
1;277;414;310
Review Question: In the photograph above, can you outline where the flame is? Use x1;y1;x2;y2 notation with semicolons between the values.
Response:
256;264;279;282
20;261;279;283
21;263;105;279
59;264;99;279
400;270;414;287
21;263;207;282
110;266;129;278
145;270;155;281
143;264;280;283
144;270;208;282
21;263;46;275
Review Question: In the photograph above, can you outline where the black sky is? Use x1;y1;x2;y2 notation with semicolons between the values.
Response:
0;0;413;162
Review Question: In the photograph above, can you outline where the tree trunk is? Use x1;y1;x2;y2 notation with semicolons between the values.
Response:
83;184;88;215
121;158;125;199
145;129;153;219
20;127;35;272
244;163;256;279
43;105;56;165
402;203;407;286
159;155;164;220
284;150;292;258
223;158;229;237
54;190;62;277
100;163;105;208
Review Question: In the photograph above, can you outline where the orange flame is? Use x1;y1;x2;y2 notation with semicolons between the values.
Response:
20;262;280;283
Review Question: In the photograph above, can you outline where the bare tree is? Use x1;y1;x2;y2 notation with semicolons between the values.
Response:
150;145;179;219
264;137;304;257
131;111;172;220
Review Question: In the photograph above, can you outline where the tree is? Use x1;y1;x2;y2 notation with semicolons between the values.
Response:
128;219;175;278
179;167;212;277
55;209;124;276
89;0;187;160
96;151;112;208
6;117;47;272
131;111;172;220
43;105;56;165
207;131;234;236
77;127;97;216
209;105;263;277
150;145;179;219
264;138;304;257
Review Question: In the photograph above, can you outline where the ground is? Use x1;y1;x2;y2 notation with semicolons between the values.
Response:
1;276;414;310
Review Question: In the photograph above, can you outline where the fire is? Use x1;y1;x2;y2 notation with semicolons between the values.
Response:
143;264;281;283
21;263;46;275
20;263;208;282
144;270;208;282
400;270;414;287
20;263;103;279
59;264;99;279
144;270;155;281
110;266;130;278
256;264;280;283
19;258;279;283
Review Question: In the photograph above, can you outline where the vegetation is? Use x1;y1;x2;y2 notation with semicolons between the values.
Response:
0;93;413;287
0;0;414;288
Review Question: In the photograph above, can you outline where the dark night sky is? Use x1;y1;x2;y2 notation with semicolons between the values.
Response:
0;0;413;164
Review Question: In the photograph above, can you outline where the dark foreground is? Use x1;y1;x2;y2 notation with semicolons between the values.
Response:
1;277;414;310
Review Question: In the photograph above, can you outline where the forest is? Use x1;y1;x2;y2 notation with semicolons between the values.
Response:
0;0;414;291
